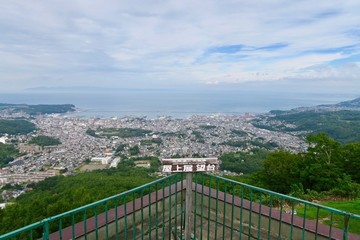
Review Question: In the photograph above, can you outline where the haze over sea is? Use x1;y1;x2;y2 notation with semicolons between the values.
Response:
0;90;358;119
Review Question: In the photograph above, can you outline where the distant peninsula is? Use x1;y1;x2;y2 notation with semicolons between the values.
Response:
270;96;360;115
0;103;76;116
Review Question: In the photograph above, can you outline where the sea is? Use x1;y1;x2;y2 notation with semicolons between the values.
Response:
0;90;358;119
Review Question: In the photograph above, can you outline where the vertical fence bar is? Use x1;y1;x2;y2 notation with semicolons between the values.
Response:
148;186;152;240
124;196;127;240
343;214;350;240
214;178;220;240
58;219;62;240
201;174;205;240
83;209;87;240
132;192;136;239
302;203;307;240
329;212;333;240
162;181;165;240
181;173;184;237
155;184;159;239
257;193;263;240
222;183;227;239
94;207;98;240
175;174;178;240
193;173;198;238
230;183;235;240
185;172;193;240
42;221;49;240
239;185;244;240
115;197;119;240
248;189;253;240
315;206;320;240
168;179;172;240
267;195;273;240
141;189;144;240
29;229;33;240
72;213;75;239
105;202;109;240
290;201;295;239
278;199;284;240
207;175;212;240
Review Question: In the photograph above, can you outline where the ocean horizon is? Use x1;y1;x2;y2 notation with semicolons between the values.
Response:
0;90;358;118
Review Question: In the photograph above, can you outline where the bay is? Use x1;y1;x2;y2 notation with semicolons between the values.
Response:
0;90;357;118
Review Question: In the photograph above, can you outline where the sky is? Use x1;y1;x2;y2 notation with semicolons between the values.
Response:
1;0;360;94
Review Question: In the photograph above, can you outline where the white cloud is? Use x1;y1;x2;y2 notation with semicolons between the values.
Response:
0;0;359;93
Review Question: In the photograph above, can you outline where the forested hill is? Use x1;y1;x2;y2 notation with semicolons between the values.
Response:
253;110;360;144
0;103;76;115
333;97;360;108
253;97;360;144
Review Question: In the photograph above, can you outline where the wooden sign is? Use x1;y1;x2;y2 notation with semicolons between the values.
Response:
161;158;219;173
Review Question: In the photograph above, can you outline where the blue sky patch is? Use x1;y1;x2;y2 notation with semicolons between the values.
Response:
257;43;288;51
329;54;360;66
304;45;357;55
207;45;244;54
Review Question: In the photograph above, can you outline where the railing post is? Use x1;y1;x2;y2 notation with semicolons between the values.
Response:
42;220;49;240
185;172;193;240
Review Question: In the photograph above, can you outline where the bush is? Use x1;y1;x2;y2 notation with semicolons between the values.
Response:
328;175;360;199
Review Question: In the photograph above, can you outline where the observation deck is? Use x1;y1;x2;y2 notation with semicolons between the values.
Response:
0;173;359;240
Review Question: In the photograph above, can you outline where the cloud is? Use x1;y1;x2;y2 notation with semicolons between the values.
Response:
0;0;359;94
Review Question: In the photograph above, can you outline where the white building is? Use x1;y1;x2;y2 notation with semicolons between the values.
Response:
91;157;112;165
0;136;8;144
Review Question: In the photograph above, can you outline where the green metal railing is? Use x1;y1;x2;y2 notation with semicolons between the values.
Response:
1;172;360;240
0;173;186;240
192;173;360;240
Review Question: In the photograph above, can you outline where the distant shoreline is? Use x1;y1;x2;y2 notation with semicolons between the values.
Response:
0;91;358;119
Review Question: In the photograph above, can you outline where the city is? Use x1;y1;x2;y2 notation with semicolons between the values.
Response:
0;112;306;190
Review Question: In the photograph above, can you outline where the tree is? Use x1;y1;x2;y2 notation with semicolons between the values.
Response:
306;132;342;165
28;135;61;147
257;150;302;194
343;142;360;183
300;133;343;191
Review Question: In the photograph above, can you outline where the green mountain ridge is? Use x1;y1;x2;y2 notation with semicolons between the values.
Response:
0;103;76;115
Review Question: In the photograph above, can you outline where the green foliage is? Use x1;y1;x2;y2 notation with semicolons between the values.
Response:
85;128;96;136
28;135;61;147
230;129;248;137
0;166;156;235
329;175;360;199
221;139;278;150
252;133;360;199
259;150;302;193
219;149;269;174
141;138;162;145
114;144;127;156
0;103;75;115
0;143;18;167
129;145;140;155
192;130;204;143
1;183;23;191
199;125;216;130
300;133;343;191
0;119;37;135
342;142;360;183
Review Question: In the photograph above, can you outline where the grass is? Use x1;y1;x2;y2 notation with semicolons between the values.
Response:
296;199;360;235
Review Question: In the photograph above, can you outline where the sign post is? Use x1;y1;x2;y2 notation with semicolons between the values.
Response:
161;158;219;240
